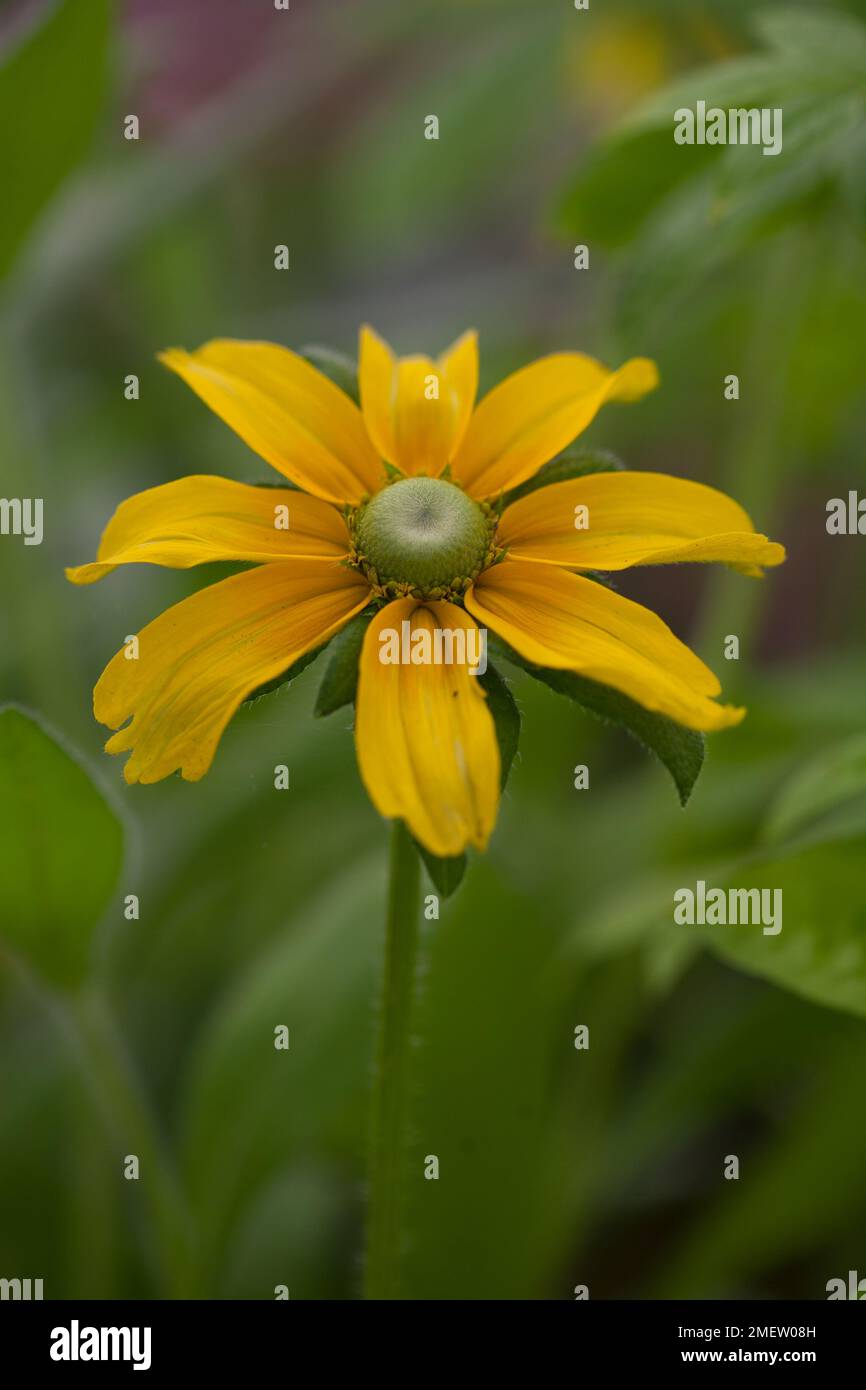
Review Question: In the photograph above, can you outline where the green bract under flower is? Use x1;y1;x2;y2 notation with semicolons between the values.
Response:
349;476;497;599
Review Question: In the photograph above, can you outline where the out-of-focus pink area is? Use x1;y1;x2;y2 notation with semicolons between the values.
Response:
0;0;54;48
124;0;296;130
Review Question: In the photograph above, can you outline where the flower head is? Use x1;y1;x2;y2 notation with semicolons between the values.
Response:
67;328;784;857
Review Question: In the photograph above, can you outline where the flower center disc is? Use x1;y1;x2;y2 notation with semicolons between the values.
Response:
356;477;491;598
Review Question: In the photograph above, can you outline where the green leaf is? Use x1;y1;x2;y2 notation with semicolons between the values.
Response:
698;835;866;1022
573;825;866;1024
478;663;521;791
0;706;123;987
403;858;576;1298
555;44;800;246
555;3;866;255
762;733;866;848
556;130;719;248
244;644;326;706
502;447;625;507
314;611;373;717
415;842;466;900
489;638;704;806
0;0;112;281
611;89;859;342
218;1168;348;1300
300;345;360;404
179;855;385;1274
615;53;807;139
754;8;866;72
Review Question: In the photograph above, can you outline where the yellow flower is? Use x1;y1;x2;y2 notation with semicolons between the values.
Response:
67;329;784;857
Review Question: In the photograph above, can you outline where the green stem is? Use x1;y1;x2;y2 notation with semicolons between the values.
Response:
363;820;422;1300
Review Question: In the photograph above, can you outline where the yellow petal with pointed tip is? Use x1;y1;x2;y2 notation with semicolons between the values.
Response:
452;353;658;498
159;340;385;504
66;475;350;584
95;563;370;783
499;471;786;572
466;559;743;732
355;600;499;855
358;325;478;476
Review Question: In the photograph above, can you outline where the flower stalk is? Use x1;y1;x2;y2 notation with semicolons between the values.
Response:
363;820;421;1299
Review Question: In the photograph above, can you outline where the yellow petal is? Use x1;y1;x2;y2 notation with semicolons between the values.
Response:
66;475;350;584
358;325;478;476
452;352;658;498
95;563;370;783
466;559;743;732
159;340;385;504
355;599;499;855
499;471;786;572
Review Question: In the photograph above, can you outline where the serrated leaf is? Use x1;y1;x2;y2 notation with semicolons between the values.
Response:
0;706;123;987
615;54;807;139
489;638;704;806
556;4;866;252
300;345;360;404
762;733;866;848
565;808;866;1023
502;447;625;507
612;91;858;341
701;835;866;1022
314;610;374;717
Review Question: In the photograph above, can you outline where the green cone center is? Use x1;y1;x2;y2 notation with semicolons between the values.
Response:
356;477;491;596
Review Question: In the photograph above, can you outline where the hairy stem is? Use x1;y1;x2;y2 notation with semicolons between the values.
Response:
363;820;421;1299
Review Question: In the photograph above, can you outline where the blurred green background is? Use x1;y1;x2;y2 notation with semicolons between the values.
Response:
1;0;865;1300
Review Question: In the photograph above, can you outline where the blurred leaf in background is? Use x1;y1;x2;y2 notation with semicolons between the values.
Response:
0;0;112;280
0;706;122;987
